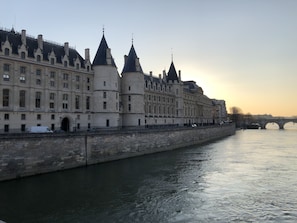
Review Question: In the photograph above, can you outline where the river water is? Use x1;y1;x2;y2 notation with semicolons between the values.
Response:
1;129;297;223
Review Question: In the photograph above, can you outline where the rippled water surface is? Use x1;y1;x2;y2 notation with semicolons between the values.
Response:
1;129;297;222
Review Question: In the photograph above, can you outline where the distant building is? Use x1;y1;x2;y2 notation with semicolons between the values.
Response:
0;28;227;133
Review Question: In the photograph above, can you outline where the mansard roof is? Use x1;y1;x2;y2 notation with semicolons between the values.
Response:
184;81;204;94
122;44;143;74
92;34;116;67
167;61;179;82
144;73;166;84
0;28;85;68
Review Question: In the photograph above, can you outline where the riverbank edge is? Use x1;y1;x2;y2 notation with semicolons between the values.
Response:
0;124;235;182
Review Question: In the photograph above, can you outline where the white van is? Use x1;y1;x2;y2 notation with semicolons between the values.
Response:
27;126;53;133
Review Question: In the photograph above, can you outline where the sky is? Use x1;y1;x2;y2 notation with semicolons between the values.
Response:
1;0;297;116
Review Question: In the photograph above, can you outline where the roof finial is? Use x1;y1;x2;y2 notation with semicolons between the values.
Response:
132;33;134;45
171;48;173;62
102;25;105;35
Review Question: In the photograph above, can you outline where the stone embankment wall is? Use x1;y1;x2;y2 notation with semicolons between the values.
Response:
0;124;235;181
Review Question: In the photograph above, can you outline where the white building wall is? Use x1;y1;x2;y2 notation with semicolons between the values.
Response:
93;65;120;128
121;72;145;127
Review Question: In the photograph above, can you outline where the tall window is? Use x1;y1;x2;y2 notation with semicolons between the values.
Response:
75;95;80;109
63;94;68;110
19;90;26;107
3;89;9;107
86;96;90;110
50;71;55;78
63;94;68;101
3;64;10;81
36;69;42;84
4;63;10;72
20;66;26;74
49;93;55;109
50;93;55;100
103;101;107;109
35;92;41;108
37;69;41;75
63;73;69;80
20;75;26;83
4;125;9;132
4;114;9;120
103;92;107;98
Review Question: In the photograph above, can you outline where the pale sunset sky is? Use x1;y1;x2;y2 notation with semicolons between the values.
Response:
1;0;296;116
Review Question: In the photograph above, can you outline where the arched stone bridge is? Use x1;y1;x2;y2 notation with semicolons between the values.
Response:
255;118;297;129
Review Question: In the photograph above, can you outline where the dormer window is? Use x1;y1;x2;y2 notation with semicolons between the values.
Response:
50;58;55;65
21;52;26;59
37;55;41;62
64;61;68;67
76;63;79;70
4;48;9;56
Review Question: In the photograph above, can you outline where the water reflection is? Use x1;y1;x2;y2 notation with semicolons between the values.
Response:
1;130;297;222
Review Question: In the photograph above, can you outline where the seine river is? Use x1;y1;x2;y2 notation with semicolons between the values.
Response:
1;127;297;223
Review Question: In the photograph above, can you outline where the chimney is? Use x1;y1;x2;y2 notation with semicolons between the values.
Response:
37;34;43;50
178;70;181;80
163;70;166;79
124;55;128;64
149;71;153;76
64;42;69;56
85;48;90;61
21;30;26;46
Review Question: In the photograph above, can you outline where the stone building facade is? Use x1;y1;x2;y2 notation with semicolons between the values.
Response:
0;28;227;133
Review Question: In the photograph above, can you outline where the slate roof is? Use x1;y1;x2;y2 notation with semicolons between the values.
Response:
184;81;203;94
122;44;143;74
0;28;85;68
92;34;116;67
144;74;166;84
167;61;179;82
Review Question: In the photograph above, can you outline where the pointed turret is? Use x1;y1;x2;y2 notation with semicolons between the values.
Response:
92;32;120;128
167;61;179;82
122;44;143;73
92;34;116;67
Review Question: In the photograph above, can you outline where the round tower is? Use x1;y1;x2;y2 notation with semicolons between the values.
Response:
92;33;120;128
121;44;145;128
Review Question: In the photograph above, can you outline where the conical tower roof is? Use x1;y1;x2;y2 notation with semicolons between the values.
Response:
122;44;143;73
167;61;179;82
92;34;116;67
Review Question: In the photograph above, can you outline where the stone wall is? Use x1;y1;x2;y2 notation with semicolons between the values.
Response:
0;124;235;181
